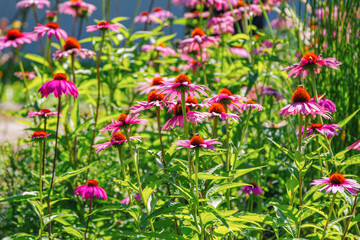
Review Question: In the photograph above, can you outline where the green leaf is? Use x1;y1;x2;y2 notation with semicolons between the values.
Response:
0;191;38;203
156;34;176;45
337;108;360;128
117;231;185;240
112;16;129;22
139;201;182;227
43;213;74;226
194;173;228;180
206;183;249;197
62;226;84;239
202;205;232;232
268;138;295;160
230;166;266;181
23;53;47;65
54;162;97;185
113;179;140;193
295;150;305;169
142;180;163;206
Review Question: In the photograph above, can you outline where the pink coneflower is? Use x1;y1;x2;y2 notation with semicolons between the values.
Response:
93;131;142;153
204;103;241;122
74;180;108;200
38;73;79;98
278;86;330;119
53;37;95;60
150;7;174;21
0;29;37;49
203;88;247;112
173;134;222;151
14;71;36;80
136;75;174;95
238;100;264;112
27;109;62;118
283;52;342;78
242;182;263;196
207;0;237;11
179;54;203;73
349;139;360;151
229;46;250;58
172;0;200;8
160;73;209;101
100;113;148;134
184;10;210;19
168;96;208;112
162;103;206;130
86;20;121;33
270;16;293;30
311;173;360;195
311;94;336;114
59;0;96;16
141;43;176;57
121;193;141;205
207;15;235;35
31;130;51;141
16;0;50;9
179;28;219;54
46;11;58;22
34;22;68;41
130;90;168;113
300;123;342;139
135;11;156;24
261;86;284;101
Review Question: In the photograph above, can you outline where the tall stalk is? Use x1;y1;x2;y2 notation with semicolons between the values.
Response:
47;96;62;237
87;32;106;179
124;131;155;232
84;198;93;239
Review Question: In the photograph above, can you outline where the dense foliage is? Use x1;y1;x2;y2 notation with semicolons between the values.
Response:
1;0;360;239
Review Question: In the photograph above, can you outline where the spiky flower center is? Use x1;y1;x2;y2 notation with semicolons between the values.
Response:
53;73;67;80
292;86;311;103
97;21;109;26
45;22;59;29
249;182;258;188
117;113;128;122
173;103;189;116
32;130;47;137
87;179;99;186
316;94;325;100
147;90;165;102
7;29;22;40
153;7;163;12
140;11;149;16
40;109;51;114
310;123;323;129
190;134;205;146
151;77;164;86
191;60;199;65
236;0;248;7
232;46;244;49
111;131;126;142
63;37;81;50
192;10;200;15
219;88;232;96
209;103;226;114
302;52;318;62
246;100;256;104
174;73;191;84
329;173;345;184
186;96;198;105
191;27;206;38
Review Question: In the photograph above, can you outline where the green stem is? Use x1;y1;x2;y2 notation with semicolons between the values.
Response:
180;91;188;138
71;54;76;84
195;149;200;237
124;131;155;232
297;114;303;238
84;198;93;239
212;117;218;138
237;108;252;157
341;195;358;240
45;36;54;76
324;192;337;231
225;115;231;210
316;136;324;177
15;48;30;103
38;142;44;238
118;146;132;204
87;32;106;180
48;96;62;237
